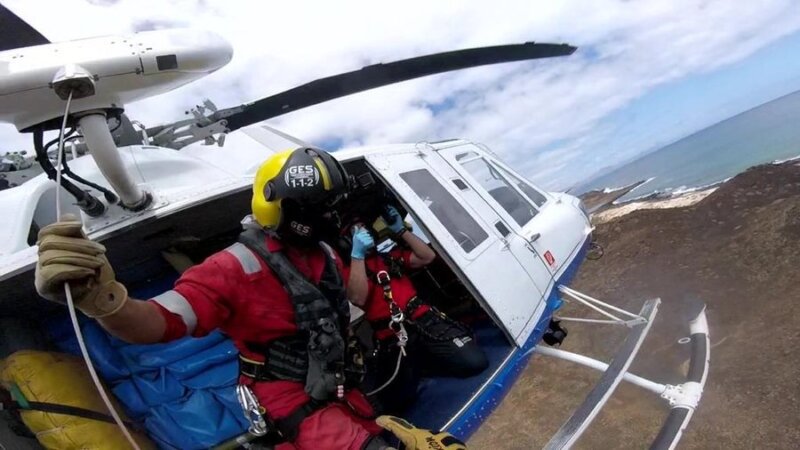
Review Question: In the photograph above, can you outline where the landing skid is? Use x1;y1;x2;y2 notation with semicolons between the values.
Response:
537;286;710;450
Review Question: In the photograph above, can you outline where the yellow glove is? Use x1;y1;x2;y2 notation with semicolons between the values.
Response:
377;416;467;450
34;215;128;318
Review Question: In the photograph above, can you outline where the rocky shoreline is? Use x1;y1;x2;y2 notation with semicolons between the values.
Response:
469;159;800;449
591;186;718;223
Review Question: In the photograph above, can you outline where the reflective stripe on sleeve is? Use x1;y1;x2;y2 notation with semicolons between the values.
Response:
152;290;198;335
225;242;262;275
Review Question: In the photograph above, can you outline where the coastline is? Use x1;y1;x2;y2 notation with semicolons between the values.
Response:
585;154;800;224
592;186;718;224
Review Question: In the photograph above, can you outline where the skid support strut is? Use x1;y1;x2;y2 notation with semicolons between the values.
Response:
536;287;709;450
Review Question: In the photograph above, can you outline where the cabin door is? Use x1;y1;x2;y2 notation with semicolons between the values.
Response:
365;148;546;345
436;145;556;293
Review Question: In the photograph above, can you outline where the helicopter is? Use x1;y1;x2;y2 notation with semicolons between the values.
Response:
0;3;709;449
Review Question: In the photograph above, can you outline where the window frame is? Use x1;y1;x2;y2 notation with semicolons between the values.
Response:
398;168;490;255
488;157;551;209
454;151;544;230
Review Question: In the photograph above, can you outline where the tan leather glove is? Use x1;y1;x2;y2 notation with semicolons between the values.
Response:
377;416;467;450
35;215;127;318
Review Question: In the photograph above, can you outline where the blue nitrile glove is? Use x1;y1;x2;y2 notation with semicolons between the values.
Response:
351;226;375;260
384;205;406;234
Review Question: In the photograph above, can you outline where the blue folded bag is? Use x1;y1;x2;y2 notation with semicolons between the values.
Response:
81;322;131;381
182;361;239;390
166;339;238;380
155;390;246;449
120;332;226;371
45;295;249;449
132;368;186;406
112;379;149;420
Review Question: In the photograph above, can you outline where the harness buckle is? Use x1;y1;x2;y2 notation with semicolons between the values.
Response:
236;384;269;437
391;320;409;352
390;308;405;324
376;270;391;286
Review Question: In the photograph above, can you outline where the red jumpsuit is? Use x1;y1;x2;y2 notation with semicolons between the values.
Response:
355;247;488;415
149;235;381;450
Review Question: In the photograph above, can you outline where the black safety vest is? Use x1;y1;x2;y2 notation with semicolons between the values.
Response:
237;227;352;399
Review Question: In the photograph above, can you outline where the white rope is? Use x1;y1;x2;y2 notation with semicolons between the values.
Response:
64;287;141;449
561;291;625;323
555;317;626;326
54;92;142;450
53;91;72;220
366;348;405;396
559;285;641;319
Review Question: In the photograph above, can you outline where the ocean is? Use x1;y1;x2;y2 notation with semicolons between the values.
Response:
577;89;800;202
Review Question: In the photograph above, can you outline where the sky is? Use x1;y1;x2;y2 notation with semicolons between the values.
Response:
2;0;800;190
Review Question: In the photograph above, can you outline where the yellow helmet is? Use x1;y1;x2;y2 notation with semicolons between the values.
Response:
251;147;349;229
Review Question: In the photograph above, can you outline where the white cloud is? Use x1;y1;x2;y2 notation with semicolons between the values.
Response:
2;0;800;189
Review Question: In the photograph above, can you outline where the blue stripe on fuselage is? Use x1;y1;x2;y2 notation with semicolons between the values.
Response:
446;235;590;440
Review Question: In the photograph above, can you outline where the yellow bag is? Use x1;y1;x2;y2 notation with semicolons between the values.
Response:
0;350;154;450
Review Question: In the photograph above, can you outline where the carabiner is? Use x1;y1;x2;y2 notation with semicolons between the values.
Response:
390;309;405;326
393;321;409;348
236;384;269;436
376;270;391;287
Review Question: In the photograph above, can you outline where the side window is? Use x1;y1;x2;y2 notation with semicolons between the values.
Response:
457;153;537;226
494;164;548;207
399;169;488;253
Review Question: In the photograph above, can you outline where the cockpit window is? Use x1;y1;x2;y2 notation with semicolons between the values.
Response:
400;169;488;253
460;157;538;226
493;164;548;207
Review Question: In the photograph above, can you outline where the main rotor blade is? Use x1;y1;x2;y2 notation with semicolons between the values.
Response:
220;42;576;132
0;3;50;52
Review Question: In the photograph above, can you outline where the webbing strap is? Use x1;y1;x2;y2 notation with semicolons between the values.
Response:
274;400;325;442
374;270;409;350
236;227;351;403
375;270;404;321
1;399;138;429
238;227;346;333
238;338;308;383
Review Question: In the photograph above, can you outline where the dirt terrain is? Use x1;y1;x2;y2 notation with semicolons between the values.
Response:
469;160;800;449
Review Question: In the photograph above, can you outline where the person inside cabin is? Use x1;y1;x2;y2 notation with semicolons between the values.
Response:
33;147;467;450
345;204;489;414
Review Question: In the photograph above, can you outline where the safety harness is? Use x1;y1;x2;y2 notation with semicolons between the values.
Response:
364;252;409;330
375;270;409;350
235;226;364;441
365;254;474;397
364;268;410;397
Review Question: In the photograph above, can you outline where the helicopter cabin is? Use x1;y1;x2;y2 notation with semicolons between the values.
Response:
0;139;591;448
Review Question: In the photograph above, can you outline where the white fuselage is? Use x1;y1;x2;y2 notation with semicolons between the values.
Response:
0;139;591;346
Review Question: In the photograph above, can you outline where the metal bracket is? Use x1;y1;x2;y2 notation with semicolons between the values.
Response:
623;316;648;327
148;99;229;149
660;382;702;410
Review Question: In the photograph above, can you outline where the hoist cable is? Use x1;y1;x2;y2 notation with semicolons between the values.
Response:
54;91;141;450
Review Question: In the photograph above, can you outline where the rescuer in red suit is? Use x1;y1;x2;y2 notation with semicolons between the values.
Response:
346;205;489;414
33;148;468;450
